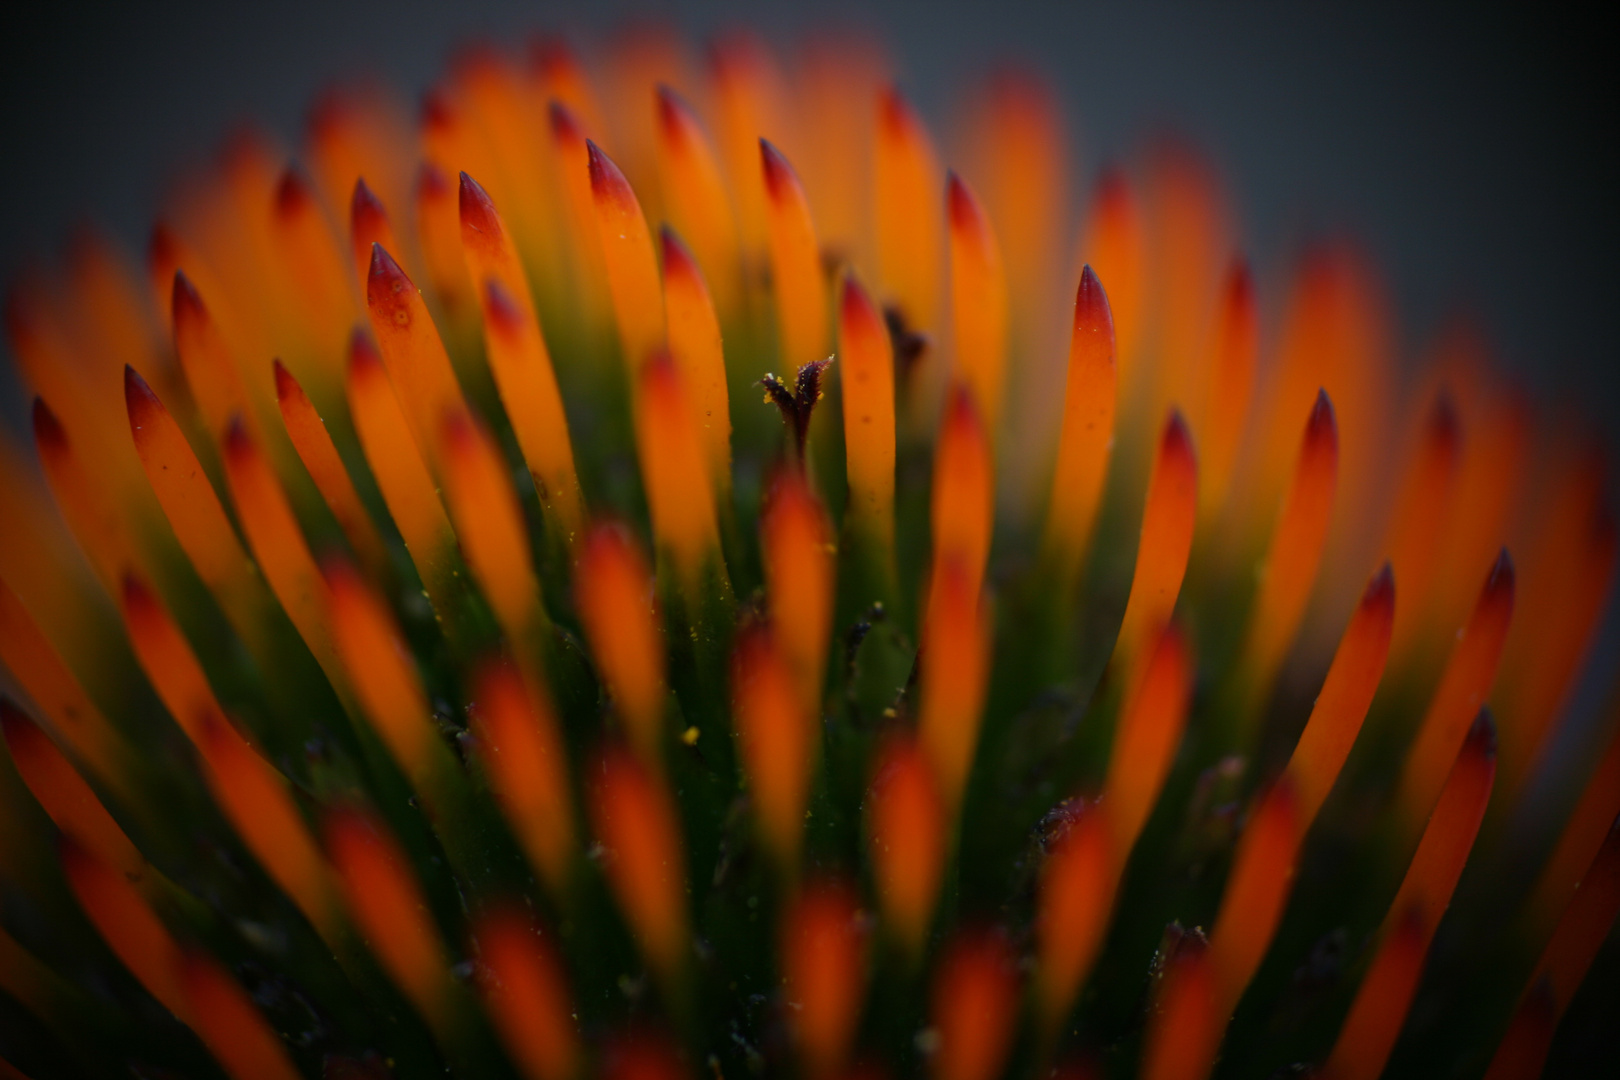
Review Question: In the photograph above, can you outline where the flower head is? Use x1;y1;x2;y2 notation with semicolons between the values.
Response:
1;23;1616;1080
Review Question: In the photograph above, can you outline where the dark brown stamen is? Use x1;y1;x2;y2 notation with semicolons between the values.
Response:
762;356;833;463
883;305;930;386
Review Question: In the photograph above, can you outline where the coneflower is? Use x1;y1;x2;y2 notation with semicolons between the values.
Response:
0;24;1615;1080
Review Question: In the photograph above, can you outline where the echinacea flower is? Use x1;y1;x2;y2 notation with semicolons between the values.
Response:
1;23;1616;1080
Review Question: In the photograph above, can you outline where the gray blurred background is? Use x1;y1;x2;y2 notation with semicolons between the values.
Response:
2;0;1616;419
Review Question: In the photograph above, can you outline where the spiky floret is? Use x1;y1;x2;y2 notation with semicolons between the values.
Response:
0;25;1616;1080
